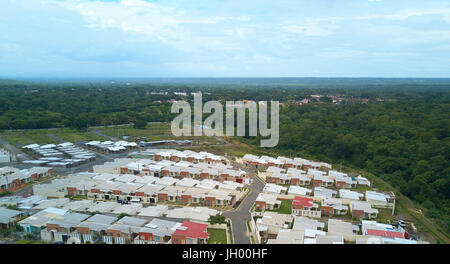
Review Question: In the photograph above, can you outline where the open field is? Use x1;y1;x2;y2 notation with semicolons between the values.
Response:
52;129;107;142
94;123;226;145
94;123;173;138
0;128;108;147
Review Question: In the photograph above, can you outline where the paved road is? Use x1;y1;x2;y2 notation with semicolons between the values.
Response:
223;162;264;244
46;134;64;143
89;129;118;141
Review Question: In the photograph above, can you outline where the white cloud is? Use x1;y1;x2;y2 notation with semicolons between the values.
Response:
57;0;251;53
356;8;450;21
283;24;333;37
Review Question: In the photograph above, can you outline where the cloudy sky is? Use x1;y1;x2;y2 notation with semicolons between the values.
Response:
1;0;450;78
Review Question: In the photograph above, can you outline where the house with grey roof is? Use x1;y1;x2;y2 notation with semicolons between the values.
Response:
0;207;22;228
135;218;182;244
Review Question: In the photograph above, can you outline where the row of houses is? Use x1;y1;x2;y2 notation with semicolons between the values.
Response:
291;196;380;219
255;189;392;220
93;156;249;184
260;166;370;189
0;167;53;193
2;193;220;222
261;182;395;210
18;207;210;244
254;211;419;244
129;149;228;165
239;154;332;171
85;141;138;154
33;172;246;208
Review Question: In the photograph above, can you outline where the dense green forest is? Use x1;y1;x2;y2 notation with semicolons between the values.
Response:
0;79;449;233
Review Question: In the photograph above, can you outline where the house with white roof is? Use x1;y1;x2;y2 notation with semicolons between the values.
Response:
137;205;169;217
104;216;149;244
165;206;219;223
256;212;294;238
357;175;371;187
263;183;287;194
75;214;119;243
313;187;337;200
267;229;304;244
327;219;358;241
40;211;91;243
312;174;334;187
321;199;348;216
86;201;120;214
335;175;357;188
136;218;182;244
0;207;22;229
288;186;312;196
292;216;325;232
365;191;395;208
339;189;364;201
254;193;281;211
350;200;379;219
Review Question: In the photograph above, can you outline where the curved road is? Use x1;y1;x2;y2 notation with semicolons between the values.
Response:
223;163;264;244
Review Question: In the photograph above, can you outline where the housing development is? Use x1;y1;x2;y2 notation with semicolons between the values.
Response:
0;142;429;244
0;0;448;259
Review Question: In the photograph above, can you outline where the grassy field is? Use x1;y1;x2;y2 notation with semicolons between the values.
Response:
94;123;225;145
182;139;268;157
1;132;60;146
94;123;172;138
52;129;107;142
0;128;107;147
375;208;396;224
207;228;227;244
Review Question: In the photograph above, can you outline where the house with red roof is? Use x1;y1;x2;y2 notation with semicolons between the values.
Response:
361;220;408;240
366;229;407;239
171;221;209;244
291;196;321;218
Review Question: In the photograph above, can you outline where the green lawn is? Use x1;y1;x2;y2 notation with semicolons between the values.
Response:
351;185;373;192
207;228;227;244
95;123;172;138
52;129;107;142
14;240;43;244
375;208;396;224
269;199;292;215
2;133;60;147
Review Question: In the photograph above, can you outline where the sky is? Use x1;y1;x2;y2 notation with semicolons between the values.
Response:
1;0;450;78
